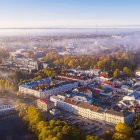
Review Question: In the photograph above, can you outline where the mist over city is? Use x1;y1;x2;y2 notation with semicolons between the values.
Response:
1;28;140;55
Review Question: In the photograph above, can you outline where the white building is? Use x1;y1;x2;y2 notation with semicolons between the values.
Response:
136;71;140;77
84;69;101;76
37;99;54;111
19;81;79;98
50;109;61;116
50;96;133;125
123;92;140;105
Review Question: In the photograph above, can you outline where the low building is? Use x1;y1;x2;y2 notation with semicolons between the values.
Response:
14;57;41;71
123;92;140;105
37;99;54;111
50;95;134;125
57;74;94;86
136;71;140;77
50;109;61;115
76;86;93;98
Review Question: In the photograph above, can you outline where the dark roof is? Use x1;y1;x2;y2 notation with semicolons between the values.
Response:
105;110;132;117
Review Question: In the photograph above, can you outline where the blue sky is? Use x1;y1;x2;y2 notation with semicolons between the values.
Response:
0;0;140;27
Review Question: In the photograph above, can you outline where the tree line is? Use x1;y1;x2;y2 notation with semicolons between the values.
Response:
0;79;15;91
43;51;140;75
17;102;140;140
18;104;103;140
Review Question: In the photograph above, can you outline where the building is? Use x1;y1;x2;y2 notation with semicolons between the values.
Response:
76;86;93;98
136;71;140;77
123;92;140;105
19;79;79;98
14;57;41;71
50;95;133;125
57;74;94;86
50;109;61;115
37;99;54;111
104;110;133;125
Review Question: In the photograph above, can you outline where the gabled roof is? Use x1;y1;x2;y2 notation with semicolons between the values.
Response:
105;110;131;117
39;98;49;103
64;98;100;112
129;92;140;100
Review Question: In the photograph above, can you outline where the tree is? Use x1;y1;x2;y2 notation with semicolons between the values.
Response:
133;115;140;130
134;129;140;140
27;106;42;126
18;104;101;140
37;121;47;133
86;135;96;140
123;67;131;76
113;69;120;78
38;127;48;140
115;122;132;137
103;130;113;140
112;132;129;140
9;55;14;61
2;58;5;64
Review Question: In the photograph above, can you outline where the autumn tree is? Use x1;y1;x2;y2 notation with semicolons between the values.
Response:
113;69;120;78
123;67;131;76
112;123;132;140
9;55;14;61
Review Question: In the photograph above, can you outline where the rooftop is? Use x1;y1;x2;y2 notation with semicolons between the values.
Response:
39;98;49;103
64;98;100;112
20;79;75;92
105;110;132;117
129;92;140;100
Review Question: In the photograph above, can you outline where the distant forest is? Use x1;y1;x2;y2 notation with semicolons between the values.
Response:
43;49;140;75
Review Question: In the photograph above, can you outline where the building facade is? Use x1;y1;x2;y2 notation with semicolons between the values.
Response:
19;81;79;98
50;96;134;125
37;99;54;111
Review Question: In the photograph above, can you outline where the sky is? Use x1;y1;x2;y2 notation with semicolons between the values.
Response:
0;0;140;28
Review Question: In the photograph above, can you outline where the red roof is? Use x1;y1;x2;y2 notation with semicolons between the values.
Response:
93;88;101;94
64;98;99;111
102;81;112;85
99;72;108;78
40;98;49;103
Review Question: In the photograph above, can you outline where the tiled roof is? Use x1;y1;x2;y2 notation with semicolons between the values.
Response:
77;102;99;111
65;98;77;105
105;110;131;117
64;98;99;112
39;98;49;103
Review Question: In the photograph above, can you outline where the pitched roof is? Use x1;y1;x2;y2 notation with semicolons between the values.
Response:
64;98;99;112
105;110;131;117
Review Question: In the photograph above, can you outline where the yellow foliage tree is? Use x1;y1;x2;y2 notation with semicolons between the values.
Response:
115;122;132;136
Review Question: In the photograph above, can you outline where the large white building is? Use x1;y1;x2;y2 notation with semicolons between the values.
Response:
19;80;79;98
50;95;133;125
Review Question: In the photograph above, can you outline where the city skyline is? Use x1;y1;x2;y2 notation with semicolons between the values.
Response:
0;0;140;28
